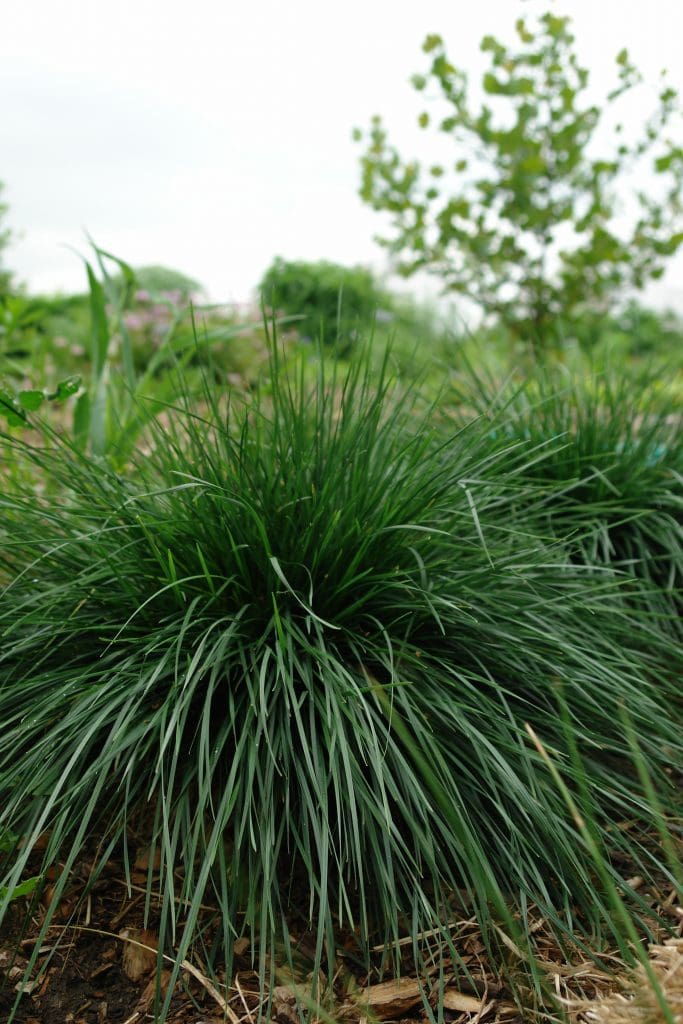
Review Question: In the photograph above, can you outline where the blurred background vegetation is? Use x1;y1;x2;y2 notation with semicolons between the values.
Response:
2;9;683;422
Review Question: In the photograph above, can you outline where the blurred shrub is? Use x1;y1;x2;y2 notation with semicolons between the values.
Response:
259;257;390;351
126;265;204;303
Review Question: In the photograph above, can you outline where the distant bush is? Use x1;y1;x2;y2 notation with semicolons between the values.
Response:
103;264;204;313
259;257;390;351
129;265;204;302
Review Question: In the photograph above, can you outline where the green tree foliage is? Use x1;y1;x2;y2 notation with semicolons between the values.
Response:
355;12;683;354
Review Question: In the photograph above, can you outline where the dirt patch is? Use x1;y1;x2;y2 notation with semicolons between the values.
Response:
1;851;680;1024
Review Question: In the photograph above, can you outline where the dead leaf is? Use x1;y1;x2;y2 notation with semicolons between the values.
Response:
13;978;38;995
133;846;161;872
19;831;51;853
120;928;158;981
271;984;312;1024
137;969;172;1011
41;883;56;909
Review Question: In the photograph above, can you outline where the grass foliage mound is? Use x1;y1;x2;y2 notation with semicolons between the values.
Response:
0;346;680;1009
452;366;683;655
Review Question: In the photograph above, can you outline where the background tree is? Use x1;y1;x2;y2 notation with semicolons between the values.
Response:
355;12;683;355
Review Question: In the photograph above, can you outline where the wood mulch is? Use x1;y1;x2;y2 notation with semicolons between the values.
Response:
1;849;680;1024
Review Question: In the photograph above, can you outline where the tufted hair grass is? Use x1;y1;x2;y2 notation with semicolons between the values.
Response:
0;342;680;1018
448;363;683;660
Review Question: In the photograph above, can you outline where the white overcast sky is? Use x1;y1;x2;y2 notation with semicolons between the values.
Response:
3;0;683;312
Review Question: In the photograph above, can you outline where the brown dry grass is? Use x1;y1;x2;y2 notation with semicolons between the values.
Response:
571;939;683;1024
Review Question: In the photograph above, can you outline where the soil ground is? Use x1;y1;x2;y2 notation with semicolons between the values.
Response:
1;850;680;1024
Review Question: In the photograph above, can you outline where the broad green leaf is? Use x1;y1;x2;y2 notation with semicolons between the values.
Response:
0;875;41;901
422;33;442;53
18;389;45;412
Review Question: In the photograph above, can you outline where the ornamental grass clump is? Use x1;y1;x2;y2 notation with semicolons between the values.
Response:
450;365;683;653
0;345;680;1016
